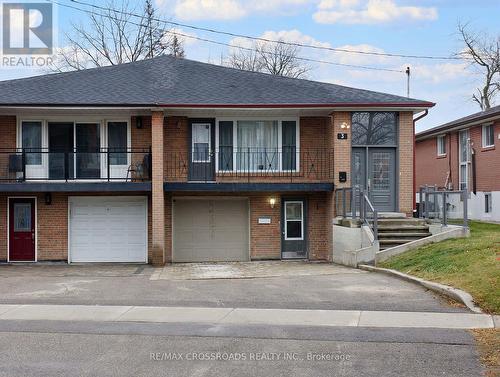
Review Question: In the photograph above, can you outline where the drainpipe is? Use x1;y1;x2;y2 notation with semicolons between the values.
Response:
413;110;429;214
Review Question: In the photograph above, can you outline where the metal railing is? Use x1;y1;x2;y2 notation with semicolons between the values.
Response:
418;185;468;228
335;186;379;239
165;148;334;182
0;148;151;182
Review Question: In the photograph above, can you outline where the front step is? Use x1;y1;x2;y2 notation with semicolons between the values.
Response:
375;217;431;251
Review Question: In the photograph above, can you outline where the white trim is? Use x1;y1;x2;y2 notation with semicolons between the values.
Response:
68;195;148;264
284;200;304;241
482;124;495;148
7;196;38;263
215;117;300;173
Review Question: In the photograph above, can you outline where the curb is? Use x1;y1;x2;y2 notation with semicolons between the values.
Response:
358;264;483;314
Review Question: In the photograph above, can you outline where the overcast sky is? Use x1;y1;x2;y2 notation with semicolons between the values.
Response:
1;0;499;131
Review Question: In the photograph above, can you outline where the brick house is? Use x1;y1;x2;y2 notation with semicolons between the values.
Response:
0;55;433;264
416;105;500;221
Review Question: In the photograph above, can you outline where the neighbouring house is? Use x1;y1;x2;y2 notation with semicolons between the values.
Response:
416;105;500;222
0;55;433;264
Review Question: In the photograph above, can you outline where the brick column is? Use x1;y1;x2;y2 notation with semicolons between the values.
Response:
151;111;165;265
399;112;414;215
332;112;352;187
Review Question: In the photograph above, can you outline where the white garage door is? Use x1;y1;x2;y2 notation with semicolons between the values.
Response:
173;198;249;262
69;196;147;263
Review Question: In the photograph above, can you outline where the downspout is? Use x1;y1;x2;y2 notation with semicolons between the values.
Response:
413;110;429;213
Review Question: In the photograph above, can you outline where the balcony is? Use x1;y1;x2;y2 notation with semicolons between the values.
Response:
0;148;151;189
164;148;334;191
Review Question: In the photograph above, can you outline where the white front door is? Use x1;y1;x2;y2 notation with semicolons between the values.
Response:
69;196;147;263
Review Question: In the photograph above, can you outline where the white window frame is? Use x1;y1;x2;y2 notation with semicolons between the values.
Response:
482;124;494;148
191;122;212;163
215;117;300;173
284;200;304;241
459;129;470;191
17;116;131;181
436;135;446;156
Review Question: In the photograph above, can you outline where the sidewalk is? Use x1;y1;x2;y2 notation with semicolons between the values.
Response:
0;304;497;329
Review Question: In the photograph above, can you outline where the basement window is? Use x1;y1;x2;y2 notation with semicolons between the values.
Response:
485;193;492;213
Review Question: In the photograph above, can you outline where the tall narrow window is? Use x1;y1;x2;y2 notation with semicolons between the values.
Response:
22;121;42;165
482;124;494;148
459;130;470;191
437;135;446;156
218;121;233;171
282;121;297;171
76;123;100;178
485;193;492;213
108;122;128;165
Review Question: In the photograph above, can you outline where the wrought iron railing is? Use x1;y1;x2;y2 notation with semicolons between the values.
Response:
418;185;468;228
165;148;334;182
0;148;151;182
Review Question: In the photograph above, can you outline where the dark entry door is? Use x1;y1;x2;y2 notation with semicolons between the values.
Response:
281;199;307;259
352;147;396;212
9;198;36;261
188;119;215;181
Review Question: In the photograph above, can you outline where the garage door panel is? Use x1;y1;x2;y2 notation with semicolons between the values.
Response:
173;198;249;262
69;196;147;263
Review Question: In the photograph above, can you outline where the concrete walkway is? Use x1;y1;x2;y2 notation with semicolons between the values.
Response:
0;304;497;329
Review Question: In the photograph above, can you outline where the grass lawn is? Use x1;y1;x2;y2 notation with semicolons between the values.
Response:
380;221;500;314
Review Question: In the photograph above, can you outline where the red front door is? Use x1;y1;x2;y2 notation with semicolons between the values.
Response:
9;198;36;261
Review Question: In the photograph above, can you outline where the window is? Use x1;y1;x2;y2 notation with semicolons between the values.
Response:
192;123;211;162
352;112;397;146
22;121;42;165
108;121;128;165
218;121;233;171
482;124;494;148
13;203;31;232
459;130;470;191
236;120;279;171
437;135;446;156
485;193;492;213
282;121;296;171
285;201;303;240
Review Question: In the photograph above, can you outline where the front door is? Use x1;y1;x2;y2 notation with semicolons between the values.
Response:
281;199;307;259
189;119;215;181
9;198;36;261
352;147;396;212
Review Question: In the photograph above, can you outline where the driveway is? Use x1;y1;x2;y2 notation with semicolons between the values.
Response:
0;262;467;312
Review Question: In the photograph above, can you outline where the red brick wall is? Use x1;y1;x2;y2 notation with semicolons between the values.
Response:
399;112;414;214
0;116;17;179
416;121;500;192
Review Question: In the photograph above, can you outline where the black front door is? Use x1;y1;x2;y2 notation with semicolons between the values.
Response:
188;119;215;181
352;147;396;212
281;198;307;259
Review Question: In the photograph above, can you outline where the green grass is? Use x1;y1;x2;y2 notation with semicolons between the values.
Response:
380;221;500;314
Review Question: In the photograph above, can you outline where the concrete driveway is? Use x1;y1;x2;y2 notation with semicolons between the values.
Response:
0;262;467;312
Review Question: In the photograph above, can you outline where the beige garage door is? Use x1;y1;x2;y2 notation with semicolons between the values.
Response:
173;198;249;262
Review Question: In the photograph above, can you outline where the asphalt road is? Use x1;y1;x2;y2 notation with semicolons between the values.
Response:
0;320;483;377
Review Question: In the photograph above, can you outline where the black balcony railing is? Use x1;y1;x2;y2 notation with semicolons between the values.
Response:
165;148;334;182
0;148;151;182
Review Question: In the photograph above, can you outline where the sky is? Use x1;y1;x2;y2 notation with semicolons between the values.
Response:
0;0;499;131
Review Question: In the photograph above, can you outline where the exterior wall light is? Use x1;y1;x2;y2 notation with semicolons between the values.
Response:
269;198;276;208
340;122;350;129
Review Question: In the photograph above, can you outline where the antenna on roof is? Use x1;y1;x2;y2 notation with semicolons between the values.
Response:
406;66;411;98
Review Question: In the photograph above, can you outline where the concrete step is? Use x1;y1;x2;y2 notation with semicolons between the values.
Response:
376;218;427;226
379;239;419;245
378;232;430;238
377;225;430;231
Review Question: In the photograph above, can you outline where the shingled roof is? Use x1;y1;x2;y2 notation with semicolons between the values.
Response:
0;55;434;108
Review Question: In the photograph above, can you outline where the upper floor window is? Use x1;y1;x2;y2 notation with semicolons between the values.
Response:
21;121;42;165
482;124;495;148
351;112;397;146
217;119;297;172
437;135;446;156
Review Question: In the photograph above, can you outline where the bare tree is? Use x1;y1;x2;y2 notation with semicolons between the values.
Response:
228;39;309;78
51;0;184;71
170;35;185;58
457;22;500;110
